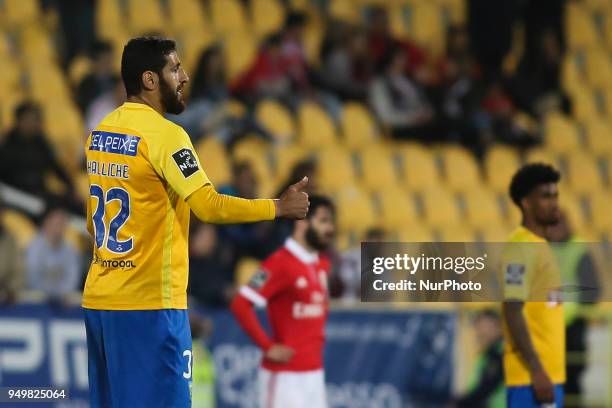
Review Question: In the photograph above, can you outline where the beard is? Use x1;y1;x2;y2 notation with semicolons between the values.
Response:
305;226;330;251
160;77;186;114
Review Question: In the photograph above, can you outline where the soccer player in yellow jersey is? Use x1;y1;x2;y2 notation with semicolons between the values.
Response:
503;163;565;407
82;37;309;408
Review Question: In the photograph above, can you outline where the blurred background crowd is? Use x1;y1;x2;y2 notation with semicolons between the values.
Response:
1;0;612;406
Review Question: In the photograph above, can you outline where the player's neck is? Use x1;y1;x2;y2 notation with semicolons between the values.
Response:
521;218;547;240
127;95;164;115
291;234;317;255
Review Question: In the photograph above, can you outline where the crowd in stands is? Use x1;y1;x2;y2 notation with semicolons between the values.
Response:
0;0;585;309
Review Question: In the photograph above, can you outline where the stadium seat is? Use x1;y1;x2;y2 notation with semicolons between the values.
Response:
397;224;434;242
543;112;581;154
584;118;612;155
461;187;504;229
224;32;257;80
251;0;285;38
270;144;310;185
419;186;462;228
437;225;478;242
375;190;418;231
209;0;250;36
127;0;166;36
334;187;377;233
231;137;274;185
0;90;25;131
255;99;296;143
409;2;445;55
565;3;599;50
589;191;612;232
479;224;513;242
484;145;521;192
176;28;215;77
317;147;356;191
328;0;361;23
524;147;561;168
235;257;261;286
303;26;323;66
68;55;92;88
298;102;339;148
20;26;56;66
340;103;378;148
1;209;36;249
561;191;588;234
565;151;604;194
397;143;442;191
357;146;401;192
585;49;612;89
570;85;601;121
438;145;483;192
95;0;122;40
169;0;208;37
195;137;231;186
2;0;40;28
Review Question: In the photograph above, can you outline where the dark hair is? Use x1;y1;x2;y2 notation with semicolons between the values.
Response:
509;163;560;207
284;12;307;30
191;44;225;99
307;195;335;219
121;36;176;97
14;101;41;122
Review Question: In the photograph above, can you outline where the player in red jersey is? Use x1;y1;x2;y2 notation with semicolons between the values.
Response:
230;195;336;408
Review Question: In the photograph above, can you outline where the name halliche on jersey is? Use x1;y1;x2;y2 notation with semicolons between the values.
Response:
87;160;129;179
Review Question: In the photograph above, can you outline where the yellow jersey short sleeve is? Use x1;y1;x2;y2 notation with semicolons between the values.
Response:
82;102;209;310
502;226;565;387
147;123;211;200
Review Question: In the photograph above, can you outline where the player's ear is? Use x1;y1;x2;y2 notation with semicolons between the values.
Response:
141;70;158;92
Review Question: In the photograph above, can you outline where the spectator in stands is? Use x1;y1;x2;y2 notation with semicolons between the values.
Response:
369;47;447;142
232;34;293;105
26;206;81;302
319;25;373;101
0;102;75;200
77;40;116;113
452;310;505;408
85;75;126;134
280;12;310;92
366;6;428;83
218;161;274;259
338;228;386;302
0;199;23;305
188;222;237;308
171;44;272;144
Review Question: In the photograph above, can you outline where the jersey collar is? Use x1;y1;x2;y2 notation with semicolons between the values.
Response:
285;238;319;264
122;102;157;112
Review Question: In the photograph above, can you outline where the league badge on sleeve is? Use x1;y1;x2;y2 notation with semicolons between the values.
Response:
172;148;199;178
505;264;526;285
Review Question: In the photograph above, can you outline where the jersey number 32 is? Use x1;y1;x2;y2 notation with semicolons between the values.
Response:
90;185;133;254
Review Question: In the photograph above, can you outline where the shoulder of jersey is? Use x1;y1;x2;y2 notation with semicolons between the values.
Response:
508;226;545;243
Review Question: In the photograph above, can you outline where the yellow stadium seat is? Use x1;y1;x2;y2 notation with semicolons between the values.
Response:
569;85;601;121
195;137;231;186
3;0;39;27
462;188;504;228
298;102;339;148
271;144;310;185
0;90;25;131
502;195;522;226
397;224;435;242
317;147;356;191
169;0;207;36
256;99;296;143
439;0;466;24
437;225;477;242
420;186;461;228
20;26;56;65
251;0;285;38
479;224;513;242
566;151;604;194
376;190;418;230
328;0;361;23
358;146;400;192
303;26;323;66
340;103;378;148
589;191;612;232
1;209;36;249
484;145;521;192
335;187;377;233
438;145;482;192
585;49;612;88
560;191;588;233
224;32;257;80
524;148;561;168
544;112;580;154
127;0;166;35
397;143;442;191
584;118;612;155
561;54;583;96
95;0;122;39
235;257;260;286
409;2;445;55
209;0;250;36
231;137;274;183
176;28;216;77
565;3;599;50
68;55;92;87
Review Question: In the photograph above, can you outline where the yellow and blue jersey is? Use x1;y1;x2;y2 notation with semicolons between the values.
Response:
82;102;210;310
502;226;565;386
